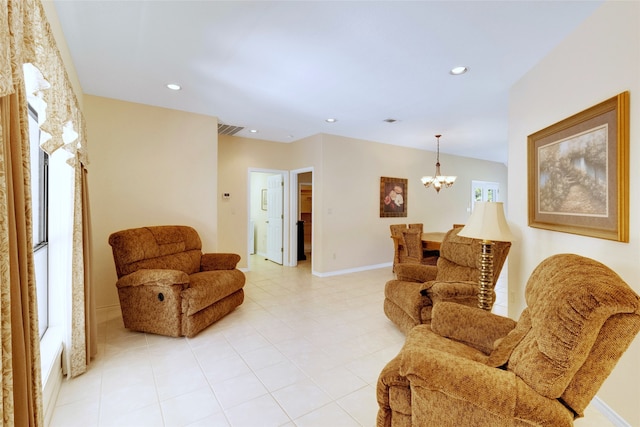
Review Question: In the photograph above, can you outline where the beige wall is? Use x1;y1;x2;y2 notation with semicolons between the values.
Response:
85;96;219;309
219;132;507;274
508;1;640;423
218;135;306;268
319;134;507;273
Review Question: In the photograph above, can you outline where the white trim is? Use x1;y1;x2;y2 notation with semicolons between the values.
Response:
312;262;392;277
591;396;631;427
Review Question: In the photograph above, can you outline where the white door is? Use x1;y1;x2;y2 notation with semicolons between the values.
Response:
266;174;284;264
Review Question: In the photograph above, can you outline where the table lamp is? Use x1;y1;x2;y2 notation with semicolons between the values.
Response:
457;202;515;310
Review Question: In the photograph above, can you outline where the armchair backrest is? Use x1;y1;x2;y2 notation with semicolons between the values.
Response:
507;254;640;416
109;225;203;278
435;227;511;283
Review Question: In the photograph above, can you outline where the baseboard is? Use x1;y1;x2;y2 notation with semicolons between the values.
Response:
96;304;121;324
313;262;392;277
591;396;631;427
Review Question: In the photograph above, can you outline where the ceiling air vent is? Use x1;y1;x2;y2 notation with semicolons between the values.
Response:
218;123;244;136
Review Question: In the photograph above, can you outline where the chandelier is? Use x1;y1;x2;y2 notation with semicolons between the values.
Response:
421;134;456;193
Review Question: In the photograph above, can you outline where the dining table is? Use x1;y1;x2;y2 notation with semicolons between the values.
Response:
421;232;446;251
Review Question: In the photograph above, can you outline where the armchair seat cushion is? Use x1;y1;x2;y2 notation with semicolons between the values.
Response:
115;269;190;289
182;269;245;316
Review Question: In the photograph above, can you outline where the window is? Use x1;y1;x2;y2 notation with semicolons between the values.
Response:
471;180;499;212
28;105;49;339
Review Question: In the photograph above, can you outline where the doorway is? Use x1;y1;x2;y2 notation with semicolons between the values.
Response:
289;167;313;269
248;170;288;268
298;172;312;260
248;168;313;271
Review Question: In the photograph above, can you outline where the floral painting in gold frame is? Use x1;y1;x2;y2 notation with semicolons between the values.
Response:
527;91;629;242
380;177;407;217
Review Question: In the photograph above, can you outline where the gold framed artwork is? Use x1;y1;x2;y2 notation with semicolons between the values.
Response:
380;177;407;217
527;91;629;242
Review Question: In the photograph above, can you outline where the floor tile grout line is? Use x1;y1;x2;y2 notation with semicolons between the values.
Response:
169;332;233;427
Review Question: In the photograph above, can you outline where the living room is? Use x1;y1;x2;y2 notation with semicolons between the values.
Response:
76;1;640;423
3;0;640;425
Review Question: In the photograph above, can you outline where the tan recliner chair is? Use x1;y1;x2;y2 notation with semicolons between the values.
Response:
108;225;245;337
377;253;640;426
384;227;511;333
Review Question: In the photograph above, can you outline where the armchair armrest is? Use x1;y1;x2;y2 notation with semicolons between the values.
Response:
200;253;241;271
421;280;478;299
116;269;190;289
399;346;573;425
430;302;517;354
400;346;518;414
395;263;438;282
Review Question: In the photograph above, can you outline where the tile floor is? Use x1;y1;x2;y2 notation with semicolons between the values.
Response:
50;256;613;426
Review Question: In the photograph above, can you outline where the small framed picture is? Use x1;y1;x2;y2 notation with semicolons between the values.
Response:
380;177;407;218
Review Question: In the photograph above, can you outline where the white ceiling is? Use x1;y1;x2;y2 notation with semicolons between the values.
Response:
53;0;604;164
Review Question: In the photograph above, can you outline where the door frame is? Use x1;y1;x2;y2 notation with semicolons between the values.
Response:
289;167;314;268
247;168;290;269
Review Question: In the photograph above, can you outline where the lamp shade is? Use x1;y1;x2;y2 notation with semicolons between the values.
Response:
458;202;515;242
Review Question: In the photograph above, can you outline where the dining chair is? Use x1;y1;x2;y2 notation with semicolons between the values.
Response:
390;224;408;273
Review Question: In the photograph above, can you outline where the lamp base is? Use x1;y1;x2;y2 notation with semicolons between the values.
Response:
478;240;494;310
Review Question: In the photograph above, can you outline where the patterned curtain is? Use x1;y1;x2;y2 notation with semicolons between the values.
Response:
0;1;95;423
70;157;97;377
0;84;44;427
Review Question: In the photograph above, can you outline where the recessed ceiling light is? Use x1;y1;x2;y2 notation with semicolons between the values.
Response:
325;118;337;123
166;83;181;90
450;66;468;75
249;129;258;133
